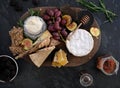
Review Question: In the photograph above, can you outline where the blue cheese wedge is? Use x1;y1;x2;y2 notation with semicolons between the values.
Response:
66;29;94;57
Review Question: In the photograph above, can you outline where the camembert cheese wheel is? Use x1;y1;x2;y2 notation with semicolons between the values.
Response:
66;29;94;57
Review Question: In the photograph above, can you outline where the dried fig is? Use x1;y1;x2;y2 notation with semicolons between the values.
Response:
21;38;33;50
66;22;77;31
62;15;72;26
90;27;100;37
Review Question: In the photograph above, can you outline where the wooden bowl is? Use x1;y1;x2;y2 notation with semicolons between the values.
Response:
20;7;101;67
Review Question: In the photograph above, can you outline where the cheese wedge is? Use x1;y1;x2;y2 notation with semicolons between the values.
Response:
33;30;52;45
38;37;51;48
29;46;55;67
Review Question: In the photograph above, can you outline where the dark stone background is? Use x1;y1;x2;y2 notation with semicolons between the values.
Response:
0;0;120;88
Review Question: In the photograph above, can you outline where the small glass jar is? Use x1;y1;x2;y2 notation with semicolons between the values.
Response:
24;16;47;40
0;55;18;83
80;73;93;87
97;55;119;75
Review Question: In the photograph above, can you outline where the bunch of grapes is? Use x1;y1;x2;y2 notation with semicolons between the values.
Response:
43;8;68;41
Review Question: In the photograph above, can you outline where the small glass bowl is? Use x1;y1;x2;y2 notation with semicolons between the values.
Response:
97;55;119;76
80;73;93;87
0;55;18;83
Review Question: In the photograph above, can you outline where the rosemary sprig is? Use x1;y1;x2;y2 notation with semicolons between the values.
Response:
76;0;117;22
28;8;40;16
17;20;23;27
17;9;40;27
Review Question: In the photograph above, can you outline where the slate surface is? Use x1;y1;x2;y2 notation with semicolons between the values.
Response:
0;0;120;88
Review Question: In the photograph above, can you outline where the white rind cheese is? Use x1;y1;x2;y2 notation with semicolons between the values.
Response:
66;29;94;57
24;16;46;40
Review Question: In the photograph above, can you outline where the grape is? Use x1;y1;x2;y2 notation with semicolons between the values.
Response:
53;36;60;40
55;11;61;17
61;29;68;37
56;17;61;23
47;20;52;25
53;8;59;13
52;32;60;40
47;9;54;16
48;25;55;32
43;15;50;20
61;19;67;26
52;32;59;37
54;22;62;31
44;8;69;40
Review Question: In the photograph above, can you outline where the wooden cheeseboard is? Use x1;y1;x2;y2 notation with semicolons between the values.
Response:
20;7;101;67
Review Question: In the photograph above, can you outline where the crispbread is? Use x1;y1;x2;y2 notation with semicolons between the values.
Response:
49;38;61;46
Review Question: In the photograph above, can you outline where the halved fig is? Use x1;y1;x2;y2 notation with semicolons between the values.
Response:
62;15;72;26
66;22;77;31
90;27;100;37
21;38;33;50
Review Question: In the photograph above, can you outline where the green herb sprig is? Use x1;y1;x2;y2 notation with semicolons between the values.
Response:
17;20;24;27
28;8;40;16
76;0;117;22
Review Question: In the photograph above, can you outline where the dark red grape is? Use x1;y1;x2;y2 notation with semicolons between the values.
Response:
53;36;60;40
61;19;67;26
43;15;50;20
54;22;62;31
61;29;68;37
55;11;61;17
48;25;55;32
47;9;54;16
53;8;59;13
56;17;61;23
52;32;60;40
47;20;52;25
52;32;59;37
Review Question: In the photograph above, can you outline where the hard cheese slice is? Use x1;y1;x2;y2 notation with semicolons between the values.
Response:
33;30;52;45
29;46;55;67
38;37;51;48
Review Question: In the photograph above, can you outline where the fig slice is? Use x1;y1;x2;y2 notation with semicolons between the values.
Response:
66;22;77;31
21;38;33;50
62;15;72;26
90;27;100;37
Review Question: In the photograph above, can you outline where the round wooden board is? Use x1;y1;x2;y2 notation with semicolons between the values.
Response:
20;7;101;67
